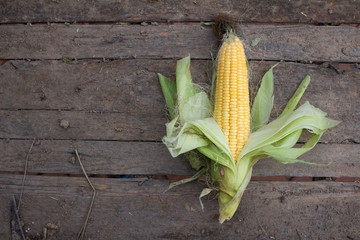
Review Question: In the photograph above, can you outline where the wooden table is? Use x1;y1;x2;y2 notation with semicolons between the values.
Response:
0;1;359;239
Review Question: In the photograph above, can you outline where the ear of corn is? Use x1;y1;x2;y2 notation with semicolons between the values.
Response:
214;33;250;162
158;32;340;223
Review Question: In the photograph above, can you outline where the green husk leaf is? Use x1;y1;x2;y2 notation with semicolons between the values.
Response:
189;118;232;160
279;75;311;117
218;165;252;223
199;188;213;211
261;135;320;165
239;102;341;163
198;144;233;170
251;64;278;132
165;167;207;193
182;92;212;122
186;151;206;170
176;56;198;124
163;117;234;170
272;129;302;148
163;121;209;157
158;73;177;119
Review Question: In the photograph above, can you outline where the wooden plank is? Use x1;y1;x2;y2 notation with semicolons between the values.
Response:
1;24;359;62
0;175;359;239
0;139;190;176
0;0;359;24
2;59;359;114
0;139;359;177
0;60;358;143
239;25;360;62
0;109;166;141
0;59;185;115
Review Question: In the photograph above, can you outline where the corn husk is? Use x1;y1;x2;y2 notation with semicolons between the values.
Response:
158;56;340;223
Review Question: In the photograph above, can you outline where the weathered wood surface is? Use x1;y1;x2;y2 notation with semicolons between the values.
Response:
1;0;359;24
1;24;359;62
1;2;359;239
0;109;165;141
0;139;359;177
1;60;358;143
0;175;359;239
1;59;359;113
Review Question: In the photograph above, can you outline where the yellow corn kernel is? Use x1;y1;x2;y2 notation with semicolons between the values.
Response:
214;34;250;162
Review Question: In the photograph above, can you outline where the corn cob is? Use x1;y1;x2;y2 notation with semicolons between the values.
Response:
214;33;250;161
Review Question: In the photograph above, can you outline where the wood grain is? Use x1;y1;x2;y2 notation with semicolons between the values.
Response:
0;139;359;177
1;24;359;62
1;3;359;238
0;0;359;24
0;109;165;141
0;60;358;143
0;175;359;239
